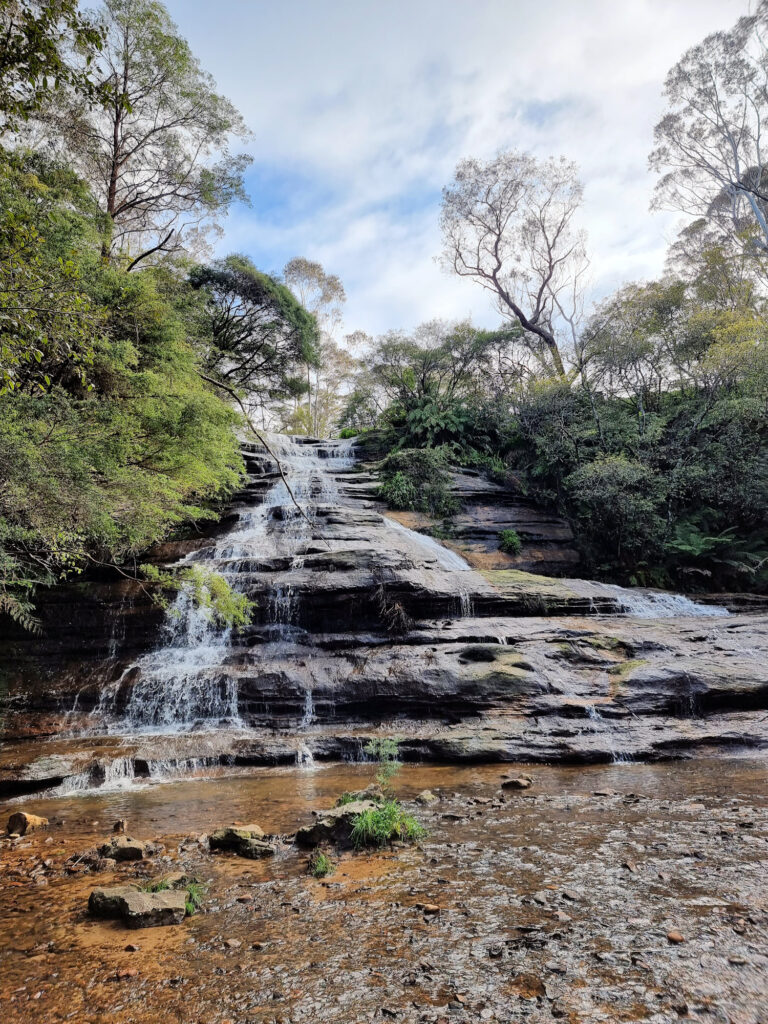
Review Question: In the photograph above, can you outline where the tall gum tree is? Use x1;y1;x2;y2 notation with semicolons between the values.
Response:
41;0;251;267
440;150;588;377
651;1;768;255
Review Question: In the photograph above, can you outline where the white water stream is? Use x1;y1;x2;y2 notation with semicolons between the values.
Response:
90;436;355;736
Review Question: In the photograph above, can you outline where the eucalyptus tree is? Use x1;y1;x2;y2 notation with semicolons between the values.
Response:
440;150;588;377
283;257;347;435
651;1;768;254
44;0;251;267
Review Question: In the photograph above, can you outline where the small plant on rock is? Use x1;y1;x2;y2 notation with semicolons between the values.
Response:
308;851;335;877
140;878;171;893
184;881;207;916
498;528;522;555
351;800;427;848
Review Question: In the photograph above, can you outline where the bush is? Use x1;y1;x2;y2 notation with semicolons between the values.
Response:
308;851;335;877
379;470;417;510
350;800;427;848
378;447;459;518
498;529;522;555
338;427;358;439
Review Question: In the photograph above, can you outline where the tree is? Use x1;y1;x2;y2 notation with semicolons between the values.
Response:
283;257;346;435
440;150;587;376
0;0;105;137
279;338;357;437
189;254;319;412
42;0;251;267
651;2;768;254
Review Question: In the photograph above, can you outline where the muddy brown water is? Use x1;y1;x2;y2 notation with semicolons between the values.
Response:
1;759;767;1023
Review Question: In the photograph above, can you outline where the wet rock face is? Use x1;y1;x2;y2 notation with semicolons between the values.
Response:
1;435;768;791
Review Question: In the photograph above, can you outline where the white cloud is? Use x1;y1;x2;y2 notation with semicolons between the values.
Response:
165;0;746;336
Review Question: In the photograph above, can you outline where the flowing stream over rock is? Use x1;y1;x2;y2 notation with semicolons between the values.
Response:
1;434;767;798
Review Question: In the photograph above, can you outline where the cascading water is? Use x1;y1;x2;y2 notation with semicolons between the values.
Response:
601;584;729;619
88;436;356;735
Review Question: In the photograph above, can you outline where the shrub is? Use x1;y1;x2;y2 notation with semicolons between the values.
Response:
379;470;417;510
338;427;358;439
498;529;522;555
308;851;335;877
350;800;427;848
378;447;459;518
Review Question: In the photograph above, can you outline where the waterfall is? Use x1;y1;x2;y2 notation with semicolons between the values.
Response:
86;436;356;736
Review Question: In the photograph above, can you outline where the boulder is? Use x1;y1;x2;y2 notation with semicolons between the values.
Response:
501;775;533;790
88;885;187;927
7;811;48;835
208;824;275;859
122;890;188;928
88;885;141;917
295;800;378;847
98;836;148;861
415;789;439;805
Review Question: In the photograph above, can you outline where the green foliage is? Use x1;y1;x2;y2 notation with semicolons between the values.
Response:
364;737;402;793
338;427;358;439
498;529;522;555
184;880;206;916
308;851;335;878
189;255;319;398
140;564;254;629
350;800;427;848
0;152;248;623
378;448;459;518
0;0;107;136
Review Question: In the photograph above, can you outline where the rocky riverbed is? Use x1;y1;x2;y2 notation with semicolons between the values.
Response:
1;759;767;1024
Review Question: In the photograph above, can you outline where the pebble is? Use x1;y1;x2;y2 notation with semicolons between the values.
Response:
667;930;686;944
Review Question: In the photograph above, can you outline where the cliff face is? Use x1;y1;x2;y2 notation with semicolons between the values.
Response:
2;437;767;797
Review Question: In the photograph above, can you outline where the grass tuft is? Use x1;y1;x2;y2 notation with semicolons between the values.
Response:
351;800;427;849
308;851;335;878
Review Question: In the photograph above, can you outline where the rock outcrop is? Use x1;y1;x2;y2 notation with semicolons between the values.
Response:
1;435;767;796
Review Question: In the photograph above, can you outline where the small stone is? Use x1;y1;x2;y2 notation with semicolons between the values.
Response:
420;903;440;915
728;955;747;965
115;968;138;979
488;944;503;958
112;819;127;834
124;944;140;952
415;789;439;805
667;930;686;944
224;938;242;949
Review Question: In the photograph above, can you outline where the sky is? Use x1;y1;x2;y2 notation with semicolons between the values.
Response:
164;0;746;339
